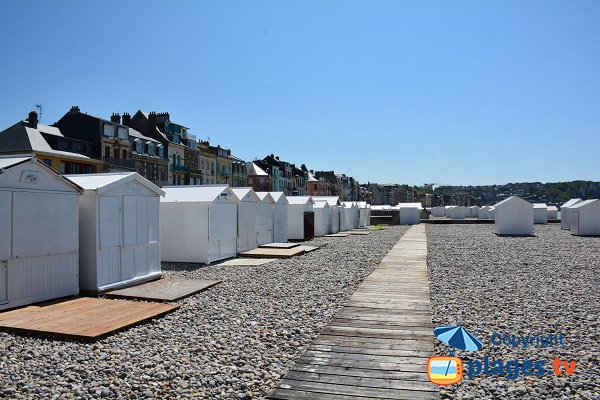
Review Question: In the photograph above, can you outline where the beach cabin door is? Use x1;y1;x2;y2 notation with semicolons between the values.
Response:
98;196;122;287
208;203;237;262
122;196;160;281
0;191;10;304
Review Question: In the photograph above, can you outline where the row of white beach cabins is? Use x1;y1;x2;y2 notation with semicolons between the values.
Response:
0;157;372;311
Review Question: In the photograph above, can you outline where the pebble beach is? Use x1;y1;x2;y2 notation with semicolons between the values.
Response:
0;226;408;399
427;224;600;399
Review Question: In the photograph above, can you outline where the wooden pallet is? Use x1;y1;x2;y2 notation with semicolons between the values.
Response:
269;225;438;399
105;278;220;302
347;230;372;235
0;297;178;341
324;233;349;237
295;245;320;253
239;247;306;258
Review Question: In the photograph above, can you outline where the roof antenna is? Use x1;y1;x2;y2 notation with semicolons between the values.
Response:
35;103;43;122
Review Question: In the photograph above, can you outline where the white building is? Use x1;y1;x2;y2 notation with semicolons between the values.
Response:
66;172;164;292
160;185;238;264
450;206;467;219
569;199;600;236
547;205;558;220
494;196;534;236
231;188;261;252
398;205;420;225
431;206;445;217
560;198;583;230
1;157;82;310
533;203;548;224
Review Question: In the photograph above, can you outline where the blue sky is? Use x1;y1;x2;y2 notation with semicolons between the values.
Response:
1;0;598;185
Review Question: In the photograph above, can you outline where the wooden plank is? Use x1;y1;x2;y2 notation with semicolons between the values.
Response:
105;278;220;302
273;379;436;400
284;370;438;392
214;258;275;266
0;297;178;341
347;230;372;235
239;247;305;258
324;233;349;237
290;364;431;381
295;245;320;253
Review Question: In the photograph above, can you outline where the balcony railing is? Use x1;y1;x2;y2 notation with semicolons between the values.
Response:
172;164;189;172
103;157;136;170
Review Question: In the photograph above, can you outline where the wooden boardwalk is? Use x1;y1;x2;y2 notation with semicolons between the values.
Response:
269;225;438;399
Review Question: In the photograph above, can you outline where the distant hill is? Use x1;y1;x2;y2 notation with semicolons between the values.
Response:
434;181;600;206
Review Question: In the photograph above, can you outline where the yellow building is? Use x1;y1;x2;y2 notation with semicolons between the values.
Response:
0;113;102;174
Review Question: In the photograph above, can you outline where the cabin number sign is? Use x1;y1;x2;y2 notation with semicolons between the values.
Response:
19;171;39;184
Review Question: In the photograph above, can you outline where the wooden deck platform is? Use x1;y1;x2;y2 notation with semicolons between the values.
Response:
347;230;372;235
324;233;350;237
259;242;301;249
0;297;179;341
269;225;438;399
295;245;320;253
239;247;306;258
105;278;220;302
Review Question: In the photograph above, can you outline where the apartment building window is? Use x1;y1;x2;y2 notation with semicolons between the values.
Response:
105;146;110;158
42;159;52;167
122;150;128;159
113;148;120;159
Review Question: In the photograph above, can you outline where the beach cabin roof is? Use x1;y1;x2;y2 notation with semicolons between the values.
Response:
561;198;583;209
0;156;83;193
571;199;599;210
287;196;315;205
256;192;275;203
246;162;268;176
269;191;289;204
231;187;261;203
494;196;530;208
66;172;164;196
314;200;330;209
161;185;238;203
547;205;558;212
533;203;547;209
311;196;341;206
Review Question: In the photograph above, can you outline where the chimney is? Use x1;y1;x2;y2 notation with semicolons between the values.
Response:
122;112;131;126
69;105;80;114
148;111;157;137
27;111;38;129
110;113;121;124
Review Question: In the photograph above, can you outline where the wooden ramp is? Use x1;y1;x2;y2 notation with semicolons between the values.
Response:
0;297;178;341
105;278;220;302
239;247;306;258
269;225;438;399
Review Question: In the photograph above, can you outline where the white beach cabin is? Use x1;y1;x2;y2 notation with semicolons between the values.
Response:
560;198;583;230
533;203;548;224
313;201;331;237
231;188;261;252
569;199;600;236
0;157;82;310
469;206;480;218
479;206;493;219
66;172;164;293
397;204;420;225
494;196;534;236
269;192;289;243
256;192;275;245
357;201;369;227
547;206;558;220
312;196;341;233
450;206;467;219
160;185;238;264
287;196;315;240
431;206;446;217
342;202;359;230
